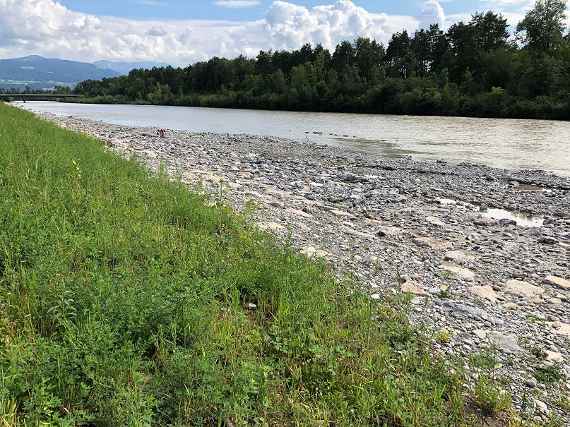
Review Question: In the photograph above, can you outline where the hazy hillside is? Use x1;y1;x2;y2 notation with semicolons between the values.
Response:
0;55;119;90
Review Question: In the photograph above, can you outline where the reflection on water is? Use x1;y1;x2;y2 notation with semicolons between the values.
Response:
481;208;544;228
16;101;570;176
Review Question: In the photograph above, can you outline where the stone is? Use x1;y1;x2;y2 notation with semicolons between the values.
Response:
473;217;497;226
440;263;475;281
444;250;475;265
414;236;453;251
400;280;428;296
545;350;564;363
539;236;558;245
504;279;544;299
258;222;286;233
469;286;498;303
487;332;522;354
534;399;549;414
301;246;329;259
544;275;570;290
376;226;402;237
551;321;570;337
426;216;445;227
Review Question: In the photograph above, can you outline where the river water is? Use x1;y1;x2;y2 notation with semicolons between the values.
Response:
17;101;570;176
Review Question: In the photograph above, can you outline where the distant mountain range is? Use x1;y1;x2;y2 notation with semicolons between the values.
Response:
0;55;168;90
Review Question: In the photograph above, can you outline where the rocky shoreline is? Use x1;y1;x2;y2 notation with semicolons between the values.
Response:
35;111;570;422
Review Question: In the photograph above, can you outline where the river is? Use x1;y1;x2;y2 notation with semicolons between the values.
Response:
16;101;570;176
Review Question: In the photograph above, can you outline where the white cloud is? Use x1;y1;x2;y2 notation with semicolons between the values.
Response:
2;0;553;65
418;0;446;29
0;0;424;64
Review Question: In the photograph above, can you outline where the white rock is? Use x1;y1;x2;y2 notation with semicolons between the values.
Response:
504;279;544;299
469;286;498;303
544;275;570;290
440;263;475;281
400;280;428;296
444;250;475;265
414;236;453;251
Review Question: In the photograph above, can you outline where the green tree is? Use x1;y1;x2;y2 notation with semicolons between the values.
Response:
517;0;567;52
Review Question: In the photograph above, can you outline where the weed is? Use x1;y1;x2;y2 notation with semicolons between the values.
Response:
534;364;564;384
473;375;512;417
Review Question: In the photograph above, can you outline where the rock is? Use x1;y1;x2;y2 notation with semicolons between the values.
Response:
414;236;453;251
487;332;522;354
545;350;564;363
258;222;286;232
551;321;570;337
538;236;559;245
440;262;475;281
444;250;475;265
534;399;549;414
504;279;545;299
544;275;570;290
301;246;329;259
400;280;428;296
426;216;445;227
469;286;498;303
474;217;497;226
376;226;402;237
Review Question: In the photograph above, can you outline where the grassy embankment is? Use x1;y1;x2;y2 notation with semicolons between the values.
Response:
0;104;514;425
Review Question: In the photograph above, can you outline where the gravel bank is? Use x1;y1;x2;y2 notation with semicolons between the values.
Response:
39;112;570;422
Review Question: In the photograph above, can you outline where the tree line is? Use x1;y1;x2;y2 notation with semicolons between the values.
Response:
75;0;570;120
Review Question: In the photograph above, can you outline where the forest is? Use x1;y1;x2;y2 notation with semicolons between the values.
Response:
75;0;570;120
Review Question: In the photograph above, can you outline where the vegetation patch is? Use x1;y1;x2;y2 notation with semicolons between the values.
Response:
0;104;511;425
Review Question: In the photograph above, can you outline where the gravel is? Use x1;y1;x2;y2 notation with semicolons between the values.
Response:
36;111;570;421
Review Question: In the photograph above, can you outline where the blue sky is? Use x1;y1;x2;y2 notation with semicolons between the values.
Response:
0;0;558;64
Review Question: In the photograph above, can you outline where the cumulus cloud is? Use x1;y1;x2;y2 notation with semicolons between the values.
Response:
418;0;446;29
0;0;479;65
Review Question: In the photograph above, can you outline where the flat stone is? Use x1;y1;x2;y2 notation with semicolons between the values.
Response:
487;332;522;354
258;222;286;232
400;280;428;296
414;236;453;251
440;263;475;281
300;246;329;259
376;225;403;237
473;217;497;226
445;250;475;265
504;279;544;299
426;216;445;227
545;350;564;363
551;321;570;337
469;285;498;303
544;275;570;290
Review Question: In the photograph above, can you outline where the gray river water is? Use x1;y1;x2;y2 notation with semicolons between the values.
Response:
17;101;570;176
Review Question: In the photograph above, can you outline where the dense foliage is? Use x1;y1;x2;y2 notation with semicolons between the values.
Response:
75;1;570;120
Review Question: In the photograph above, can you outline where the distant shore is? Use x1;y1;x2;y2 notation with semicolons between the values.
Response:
35;110;570;420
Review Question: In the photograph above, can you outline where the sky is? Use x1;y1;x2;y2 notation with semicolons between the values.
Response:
0;0;565;65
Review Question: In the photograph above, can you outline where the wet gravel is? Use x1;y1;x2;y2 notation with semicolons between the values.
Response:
39;112;570;422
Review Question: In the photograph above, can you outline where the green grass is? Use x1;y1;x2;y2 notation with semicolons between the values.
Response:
0;104;501;425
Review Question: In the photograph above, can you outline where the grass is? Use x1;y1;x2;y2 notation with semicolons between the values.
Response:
0;103;506;425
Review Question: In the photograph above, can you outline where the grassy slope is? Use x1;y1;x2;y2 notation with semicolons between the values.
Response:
0;104;506;426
